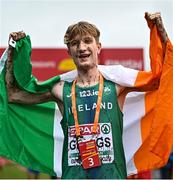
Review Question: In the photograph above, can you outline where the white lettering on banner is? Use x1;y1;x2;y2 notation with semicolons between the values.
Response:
68;123;114;166
105;59;143;70
32;61;56;68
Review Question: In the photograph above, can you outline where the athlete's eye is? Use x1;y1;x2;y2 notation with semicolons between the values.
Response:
84;37;93;44
70;40;78;46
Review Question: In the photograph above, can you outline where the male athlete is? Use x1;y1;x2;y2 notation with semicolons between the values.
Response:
5;12;168;179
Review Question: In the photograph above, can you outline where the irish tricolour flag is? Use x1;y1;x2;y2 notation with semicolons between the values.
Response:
0;24;173;177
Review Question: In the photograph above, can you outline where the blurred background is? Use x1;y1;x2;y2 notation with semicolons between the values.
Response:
1;0;173;179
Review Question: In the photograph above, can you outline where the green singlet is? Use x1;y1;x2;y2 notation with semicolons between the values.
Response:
60;78;127;179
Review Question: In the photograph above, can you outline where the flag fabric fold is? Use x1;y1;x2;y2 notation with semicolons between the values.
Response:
150;40;173;158
0;24;173;177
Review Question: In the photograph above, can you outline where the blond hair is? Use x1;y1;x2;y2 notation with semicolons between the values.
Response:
64;21;100;45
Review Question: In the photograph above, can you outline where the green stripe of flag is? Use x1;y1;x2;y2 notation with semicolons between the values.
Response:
0;46;58;176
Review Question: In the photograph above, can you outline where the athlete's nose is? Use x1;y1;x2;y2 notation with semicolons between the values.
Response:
78;41;87;51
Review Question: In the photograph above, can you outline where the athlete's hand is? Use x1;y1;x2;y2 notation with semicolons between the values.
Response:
9;31;26;41
8;31;26;48
145;12;168;43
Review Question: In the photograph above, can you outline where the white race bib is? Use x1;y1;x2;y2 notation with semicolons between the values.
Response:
68;123;114;166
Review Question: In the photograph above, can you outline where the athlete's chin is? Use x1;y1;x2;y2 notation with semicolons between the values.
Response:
78;63;91;70
78;62;97;70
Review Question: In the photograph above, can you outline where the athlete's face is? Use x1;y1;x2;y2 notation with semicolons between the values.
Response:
67;34;101;70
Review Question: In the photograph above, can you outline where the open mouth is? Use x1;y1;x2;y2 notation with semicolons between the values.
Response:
78;54;90;59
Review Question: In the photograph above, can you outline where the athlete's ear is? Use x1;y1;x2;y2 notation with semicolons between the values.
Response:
67;48;71;56
97;42;102;54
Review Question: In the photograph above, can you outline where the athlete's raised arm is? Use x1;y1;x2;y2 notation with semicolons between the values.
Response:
5;31;57;104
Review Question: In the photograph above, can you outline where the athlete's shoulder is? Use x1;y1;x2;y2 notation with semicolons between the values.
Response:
53;80;65;89
51;80;65;101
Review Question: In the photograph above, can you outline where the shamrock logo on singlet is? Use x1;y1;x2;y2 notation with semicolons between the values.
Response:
101;124;110;134
104;86;111;95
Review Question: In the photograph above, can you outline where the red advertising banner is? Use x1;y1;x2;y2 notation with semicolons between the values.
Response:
100;48;143;70
0;48;143;81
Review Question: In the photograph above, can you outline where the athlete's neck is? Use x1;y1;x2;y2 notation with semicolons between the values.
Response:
76;66;100;87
